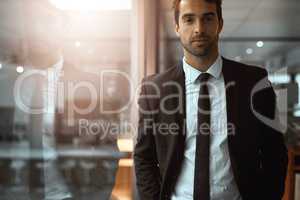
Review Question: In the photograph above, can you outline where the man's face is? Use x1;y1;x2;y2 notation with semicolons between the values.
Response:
22;3;63;59
175;0;223;57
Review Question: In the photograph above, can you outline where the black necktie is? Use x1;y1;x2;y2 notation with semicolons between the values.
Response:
194;73;211;200
29;75;45;196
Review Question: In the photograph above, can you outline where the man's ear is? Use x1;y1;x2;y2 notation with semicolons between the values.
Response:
218;18;224;34
175;23;180;37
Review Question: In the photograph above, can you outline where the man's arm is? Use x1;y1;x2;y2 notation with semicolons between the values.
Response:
253;72;288;200
134;80;161;200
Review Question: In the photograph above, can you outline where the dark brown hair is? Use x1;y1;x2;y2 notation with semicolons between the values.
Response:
173;0;223;25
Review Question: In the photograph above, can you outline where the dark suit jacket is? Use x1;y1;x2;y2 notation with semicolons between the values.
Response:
134;57;288;200
0;63;119;200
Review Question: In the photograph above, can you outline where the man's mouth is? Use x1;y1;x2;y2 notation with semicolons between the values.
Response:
192;38;209;42
192;40;208;45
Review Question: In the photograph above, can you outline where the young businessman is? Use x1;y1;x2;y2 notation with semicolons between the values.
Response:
5;1;118;199
134;0;288;200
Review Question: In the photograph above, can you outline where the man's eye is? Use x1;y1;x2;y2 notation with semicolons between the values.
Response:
203;16;214;22
184;18;193;23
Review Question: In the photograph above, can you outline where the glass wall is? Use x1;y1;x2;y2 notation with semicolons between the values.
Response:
0;0;135;199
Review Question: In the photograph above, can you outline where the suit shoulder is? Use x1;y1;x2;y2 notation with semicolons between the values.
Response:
142;65;179;84
225;58;267;74
224;58;268;81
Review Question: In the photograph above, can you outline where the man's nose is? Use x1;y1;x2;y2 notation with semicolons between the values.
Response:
194;20;204;34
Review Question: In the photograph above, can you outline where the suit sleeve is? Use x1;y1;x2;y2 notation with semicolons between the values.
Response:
133;79;161;200
254;71;288;200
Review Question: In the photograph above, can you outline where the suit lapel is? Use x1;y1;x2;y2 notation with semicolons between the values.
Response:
222;57;240;184
174;60;186;147
160;61;186;195
222;57;239;136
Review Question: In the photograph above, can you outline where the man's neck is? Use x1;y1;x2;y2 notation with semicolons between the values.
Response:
184;51;219;72
28;51;62;69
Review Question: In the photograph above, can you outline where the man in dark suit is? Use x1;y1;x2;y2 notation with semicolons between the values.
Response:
7;1;74;199
134;0;288;200
0;1;119;199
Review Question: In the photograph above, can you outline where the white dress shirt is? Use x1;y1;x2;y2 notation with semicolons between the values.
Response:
171;55;242;200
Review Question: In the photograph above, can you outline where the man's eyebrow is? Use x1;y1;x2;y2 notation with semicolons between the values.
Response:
203;12;216;17
181;12;216;19
181;13;196;19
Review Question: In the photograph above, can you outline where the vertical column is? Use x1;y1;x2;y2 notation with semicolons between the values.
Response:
130;0;160;199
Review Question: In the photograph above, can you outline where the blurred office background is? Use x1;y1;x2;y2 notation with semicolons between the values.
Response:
0;0;299;199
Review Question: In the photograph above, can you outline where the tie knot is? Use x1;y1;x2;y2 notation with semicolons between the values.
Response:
198;73;211;83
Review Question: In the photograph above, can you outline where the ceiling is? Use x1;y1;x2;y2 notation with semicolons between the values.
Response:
161;0;300;69
0;0;299;71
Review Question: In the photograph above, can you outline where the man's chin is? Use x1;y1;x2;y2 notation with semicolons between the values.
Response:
27;49;51;58
190;49;209;57
182;43;210;57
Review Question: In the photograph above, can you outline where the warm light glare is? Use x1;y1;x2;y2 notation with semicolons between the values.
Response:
49;0;132;11
117;138;133;152
16;66;24;73
75;41;81;47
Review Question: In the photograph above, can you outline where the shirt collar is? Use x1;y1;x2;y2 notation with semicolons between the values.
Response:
182;55;222;83
52;56;64;72
25;56;64;72
23;57;63;84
